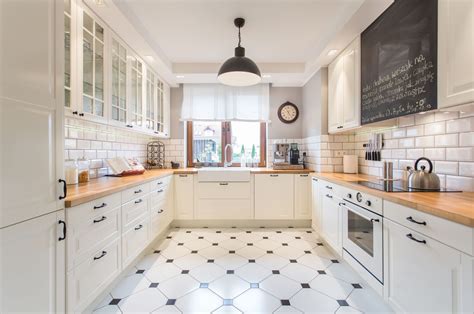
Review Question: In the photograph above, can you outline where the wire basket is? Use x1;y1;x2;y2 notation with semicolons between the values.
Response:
146;141;165;169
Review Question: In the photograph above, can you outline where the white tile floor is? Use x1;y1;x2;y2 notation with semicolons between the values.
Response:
93;227;393;313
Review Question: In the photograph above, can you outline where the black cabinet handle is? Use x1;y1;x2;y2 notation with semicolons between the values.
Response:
338;202;346;206
93;216;107;223
78;113;84;117
134;189;143;194
93;251;107;260
135;224;143;231
337;126;343;129
325;185;332;190
158;209;164;214
135;199;143;204
406;233;426;244
154;131;160;134
312;178;318;182
219;182;228;186
270;174;279;177
157;189;164;193
179;174;188;177
370;218;380;223
157;181;163;185
58;220;66;241
126;124;133;128
406;216;427;225
72;111;78;115
326;194;333;199
58;179;67;200
93;202;107;210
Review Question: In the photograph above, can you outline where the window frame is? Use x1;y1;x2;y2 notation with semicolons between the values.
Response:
186;121;267;168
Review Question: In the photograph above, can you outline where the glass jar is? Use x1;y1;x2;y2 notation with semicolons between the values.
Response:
77;159;90;183
65;159;79;185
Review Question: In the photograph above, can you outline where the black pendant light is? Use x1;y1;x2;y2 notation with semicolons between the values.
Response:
218;18;261;86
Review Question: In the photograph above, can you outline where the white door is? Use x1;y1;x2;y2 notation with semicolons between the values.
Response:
255;174;294;220
438;0;474;109
342;37;361;129
321;193;341;253
0;0;64;228
174;174;194;219
328;56;344;133
294;174;311;219
384;219;465;313
311;178;321;231
0;210;66;313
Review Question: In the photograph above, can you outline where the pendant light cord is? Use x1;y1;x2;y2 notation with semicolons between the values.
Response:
238;26;241;47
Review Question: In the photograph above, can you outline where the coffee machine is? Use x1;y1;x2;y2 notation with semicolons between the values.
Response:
272;143;304;169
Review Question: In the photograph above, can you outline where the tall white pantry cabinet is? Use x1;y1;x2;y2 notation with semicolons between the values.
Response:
0;0;66;313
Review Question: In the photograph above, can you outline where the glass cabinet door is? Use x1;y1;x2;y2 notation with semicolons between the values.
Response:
82;11;105;117
130;56;143;127
146;70;156;131
111;39;127;123
64;0;71;108
156;80;164;132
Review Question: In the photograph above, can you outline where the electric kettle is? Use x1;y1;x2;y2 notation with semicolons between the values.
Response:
407;157;440;190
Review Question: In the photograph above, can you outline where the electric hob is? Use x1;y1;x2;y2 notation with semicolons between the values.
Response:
353;180;462;193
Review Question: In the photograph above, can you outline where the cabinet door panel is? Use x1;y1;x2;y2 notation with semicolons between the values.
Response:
321;194;341;252
174;175;194;219
311;178;321;231
255;174;294;220
384;219;463;313
328;57;344;133
1;210;65;313
438;0;474;108
295;175;311;219
342;37;361;129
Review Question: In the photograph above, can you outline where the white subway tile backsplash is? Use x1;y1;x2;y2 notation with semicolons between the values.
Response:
392;128;406;138
391;149;406;159
435;111;459;122
424;121;446;135
424;148;446;160
445;147;474;162
459;132;474;147
446;117;474;133
406;149;424;160
64;139;76;149
435;134;459;147
415;112;435;125
398;115;415;127
434;161;458;175
415;136;434;147
446;176;474;192
406;125;424;137
398;138;414;148
459;162;474;177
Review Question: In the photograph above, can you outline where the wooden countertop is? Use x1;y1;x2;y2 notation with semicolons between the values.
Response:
311;173;474;227
65;168;314;207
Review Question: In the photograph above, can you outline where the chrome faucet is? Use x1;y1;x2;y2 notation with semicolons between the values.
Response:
224;144;233;167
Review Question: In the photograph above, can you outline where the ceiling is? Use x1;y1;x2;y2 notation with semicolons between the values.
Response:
105;0;393;86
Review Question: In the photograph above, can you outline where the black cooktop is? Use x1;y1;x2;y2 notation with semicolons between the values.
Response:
353;181;461;193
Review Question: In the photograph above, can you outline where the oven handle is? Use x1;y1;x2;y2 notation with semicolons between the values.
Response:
340;202;380;223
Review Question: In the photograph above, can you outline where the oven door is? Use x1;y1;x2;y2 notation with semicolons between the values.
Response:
342;201;383;283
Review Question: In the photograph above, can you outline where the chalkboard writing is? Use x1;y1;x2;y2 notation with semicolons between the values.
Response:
361;0;437;125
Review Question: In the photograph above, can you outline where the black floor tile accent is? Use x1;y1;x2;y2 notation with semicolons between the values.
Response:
149;283;159;288
352;283;363;289
227;270;234;274
136;269;145;274
247;243;253;246
317;270;326;274
223;299;233;305
272;270;280;274
166;299;176;305
166;236;172;239
198;236;204;239
266;251;273;254
216;231;222;233
317;243;324;246
331;259;339;263
282;243;288;246
301;283;310;288
249;259;255;263
229;250;236;254
186;231;191;233
191;250;198;254
295;236;301;239
207;259;214;263
109;299;121;305
250;283;259;288
200;283;209;288
166;259;174;263
276;231;282;233
212;243;218;246
181;270;189;274
263;236;269;239
177;243;184;246
306;231;312;233
153;250;161;254
281;300;291;306
304;250;311;254
246;231;252;233
289;259;297;263
337;300;349;306
231;236;237;239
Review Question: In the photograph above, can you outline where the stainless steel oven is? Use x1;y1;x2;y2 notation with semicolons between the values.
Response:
341;199;383;284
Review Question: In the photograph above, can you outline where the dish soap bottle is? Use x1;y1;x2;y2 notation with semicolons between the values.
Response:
240;145;246;168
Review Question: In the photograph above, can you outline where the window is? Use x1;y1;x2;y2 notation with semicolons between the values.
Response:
187;121;266;167
111;39;127;123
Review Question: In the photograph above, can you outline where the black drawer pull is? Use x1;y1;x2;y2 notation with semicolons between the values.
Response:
157;189;164;193
93;203;107;210
300;174;308;177
326;194;333;199
93;251;107;260
93;216;107;223
134;189;143;194
370;218;380;223
157;181;163;185
135;199;143;204
337;126;343;129
406;216;427;225
135;224;143;231
59;179;67;200
270;174;279;177
325;185;332;189
219;182;228;186
406;233;426;244
179;174;188;177
158;209;164;214
312;178;318;182
58;220;67;241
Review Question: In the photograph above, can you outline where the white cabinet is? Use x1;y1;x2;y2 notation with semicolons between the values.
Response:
255;174;294;220
1;210;66;313
1;0;65;228
384;219;471;313
174;174;195;219
294;174;311;219
311;177;321;231
438;0;474;109
328;36;361;133
320;193;342;254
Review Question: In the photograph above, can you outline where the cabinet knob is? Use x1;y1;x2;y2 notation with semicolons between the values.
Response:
365;200;371;206
78;113;84;117
347;193;352;199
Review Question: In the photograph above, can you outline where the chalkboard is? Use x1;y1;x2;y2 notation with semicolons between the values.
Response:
361;0;437;125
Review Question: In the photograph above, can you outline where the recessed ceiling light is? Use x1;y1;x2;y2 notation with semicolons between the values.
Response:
327;49;338;56
176;75;185;79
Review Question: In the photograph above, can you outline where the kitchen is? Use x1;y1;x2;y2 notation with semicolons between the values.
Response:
1;0;473;313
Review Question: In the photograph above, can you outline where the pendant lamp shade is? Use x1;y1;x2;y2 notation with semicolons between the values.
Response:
218;18;261;86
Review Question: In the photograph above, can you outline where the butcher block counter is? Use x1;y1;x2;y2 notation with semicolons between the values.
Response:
311;172;474;227
65;167;314;208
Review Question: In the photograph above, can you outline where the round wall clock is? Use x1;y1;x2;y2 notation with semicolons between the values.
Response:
277;101;299;124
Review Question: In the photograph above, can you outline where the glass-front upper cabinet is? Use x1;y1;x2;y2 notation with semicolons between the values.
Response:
157;80;164;133
81;10;105;119
64;0;72;108
130;56;143;127
146;70;156;131
111;38;127;124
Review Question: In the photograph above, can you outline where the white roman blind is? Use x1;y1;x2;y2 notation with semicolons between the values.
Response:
181;83;270;122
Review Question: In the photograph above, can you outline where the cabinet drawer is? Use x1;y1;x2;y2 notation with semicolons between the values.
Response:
149;175;172;191
196;199;253;219
319;180;342;199
150;201;168;238
67;207;120;270
67;238;121;312
384;200;473;255
122;216;149;268
68;193;121;225
198;182;251;199
149;184;171;207
122;197;148;229
122;183;149;204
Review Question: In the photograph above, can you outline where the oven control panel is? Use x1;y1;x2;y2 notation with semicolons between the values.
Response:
343;187;383;215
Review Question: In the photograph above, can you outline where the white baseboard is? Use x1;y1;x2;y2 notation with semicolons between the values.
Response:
172;219;312;228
